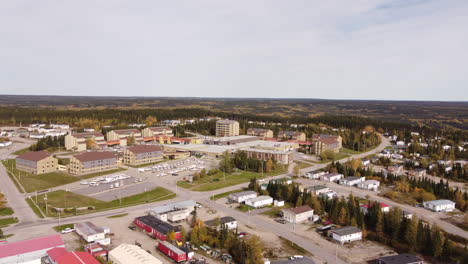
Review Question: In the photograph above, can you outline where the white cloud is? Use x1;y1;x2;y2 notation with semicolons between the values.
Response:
0;0;467;100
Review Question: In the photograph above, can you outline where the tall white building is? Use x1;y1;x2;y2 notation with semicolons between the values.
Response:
216;120;239;137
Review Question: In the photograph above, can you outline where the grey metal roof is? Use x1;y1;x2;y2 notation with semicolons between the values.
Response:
151;200;196;214
229;190;257;198
331;226;361;236
272;257;316;264
378;253;422;264
205;216;236;227
424;199;455;206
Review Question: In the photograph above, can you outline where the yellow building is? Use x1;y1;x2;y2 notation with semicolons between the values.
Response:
216;120;239;137
16;151;57;174
124;145;163;166
65;132;106;151
106;129;143;146
277;131;306;141
310;134;342;154
141;127;173;138
69;151;118;175
246;128;274;139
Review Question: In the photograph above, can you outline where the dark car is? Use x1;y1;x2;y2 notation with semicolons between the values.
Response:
128;225;136;230
275;218;287;224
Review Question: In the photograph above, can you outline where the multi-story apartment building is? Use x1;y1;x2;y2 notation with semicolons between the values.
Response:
277;131;306;141
106;129;143;146
16;151;57;174
246;128;273;139
241;148;293;164
69;152;118;175
123;145;164;166
215;120;239;137
65;132;106;151
141;127;173;138
310;134;342;155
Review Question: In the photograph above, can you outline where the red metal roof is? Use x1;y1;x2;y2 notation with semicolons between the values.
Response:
0;234;64;258
16;150;51;162
73;151;115;162
56;251;100;264
361;202;390;209
47;247;68;261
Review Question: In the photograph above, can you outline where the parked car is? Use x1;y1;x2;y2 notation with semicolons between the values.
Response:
128;225;136;230
61;228;74;234
238;232;247;238
275;218;287;224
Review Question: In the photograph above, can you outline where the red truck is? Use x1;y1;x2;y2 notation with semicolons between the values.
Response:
157;241;188;263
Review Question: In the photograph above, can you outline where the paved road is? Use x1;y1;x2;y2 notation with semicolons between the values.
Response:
0;138;40;224
4;133;466;263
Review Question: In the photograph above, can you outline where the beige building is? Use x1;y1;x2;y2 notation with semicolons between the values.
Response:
216;120;239;137
15;151;57;174
242;148;293;164
124;145;164;166
246;128;273;139
310;134;342;155
282;205;314;223
109;244;162;264
141;127;173;139
278;131;306;141
65;132;106;151
106;129;143;146
69;151;118;175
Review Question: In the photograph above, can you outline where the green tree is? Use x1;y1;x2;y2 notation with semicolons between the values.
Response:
219;151;233;173
167;230;177;241
145;115;157;126
245;235;264;264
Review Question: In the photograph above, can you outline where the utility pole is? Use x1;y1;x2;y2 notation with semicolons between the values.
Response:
44;194;48;216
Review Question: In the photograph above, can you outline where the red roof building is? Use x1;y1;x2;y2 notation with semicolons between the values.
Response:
0;234;64;263
56;251;100;264
47;247;68;262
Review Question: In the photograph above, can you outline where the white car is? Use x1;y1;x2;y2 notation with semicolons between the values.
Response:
80;181;89;185
61;228;74;234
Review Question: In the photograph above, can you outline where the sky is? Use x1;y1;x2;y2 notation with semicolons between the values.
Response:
0;0;467;101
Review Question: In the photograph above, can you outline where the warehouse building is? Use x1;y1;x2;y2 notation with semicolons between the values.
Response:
74;222;109;245
16;151;57;175
149;200;196;222
109;244;162;264
134;215;181;241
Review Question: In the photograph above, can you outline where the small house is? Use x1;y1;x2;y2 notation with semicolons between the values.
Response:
245;196;273;208
229;191;257;203
205;217;237;230
338;176;365;186
282;205;314;223
330;226;362;244
320;172;343;182
357;180;380;191
423;200;456;212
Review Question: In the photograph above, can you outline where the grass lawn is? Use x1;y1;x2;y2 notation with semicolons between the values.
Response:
53;223;74;232
236;204;252;212
261;203;292;218
295;161;315;169
12;147;29;155
1;159;127;193
0;217;18;228
210;189;244;200
30;187;175;217
0;207;14;216
107;213;128;218
25;198;45;218
317;152;350;164
177;167;286;192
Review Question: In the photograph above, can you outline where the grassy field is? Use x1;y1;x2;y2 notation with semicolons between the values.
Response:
295;161;315;169
210;189;244;200
30;187;175;217
53;223;74;232
177;168;286;192
1;159;127;193
0;217;18;228
107;213;128;218
12;147;29;155
25;198;45;218
317;152;350;164
0;207;14;216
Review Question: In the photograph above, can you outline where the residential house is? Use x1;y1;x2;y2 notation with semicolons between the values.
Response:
216;120;239;137
310;134;343;155
246;128;274;139
282;205;314;223
16;151;57;174
123;145;163;166
303;185;331;196
423;200;456;212
409;168;426;177
205;216;237;230
388;164;404;175
360;203;391;214
320;172;343;182
229;191;258;203
361;159;370;166
106;129;143;146
69;151;117;175
377;253;423;264
338;176;365;186
65;132;106;151
330;226;362;244
245;196;274;208
304;170;327;179
357;180;380;191
277;131;306;141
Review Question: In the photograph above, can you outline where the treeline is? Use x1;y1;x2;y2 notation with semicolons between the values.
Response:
29;136;65;151
189;216;264;264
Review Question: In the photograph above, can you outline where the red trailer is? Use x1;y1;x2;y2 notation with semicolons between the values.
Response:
157;241;187;263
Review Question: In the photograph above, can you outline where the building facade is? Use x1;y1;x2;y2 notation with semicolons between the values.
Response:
423;200;456;212
65;132;105;151
16;151;57;174
277;131;306;141
216;120;239;137
106;129;143;146
242;148;293;164
282;205;314;223
330;226;362;244
246;128;273;139
69;152;117;175
310;134;342;155
123;145;163;166
142;127;174;139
